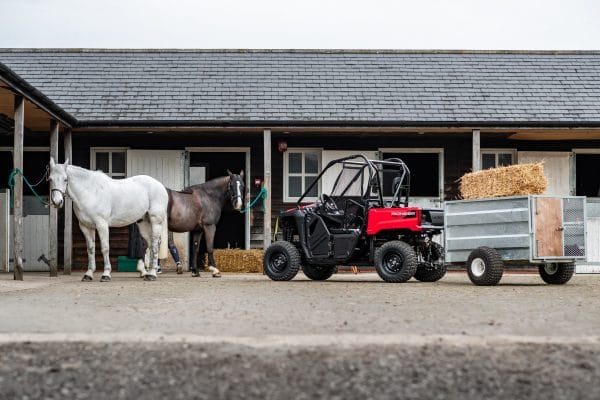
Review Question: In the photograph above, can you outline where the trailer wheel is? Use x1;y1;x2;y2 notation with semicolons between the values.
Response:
302;264;336;281
414;263;447;282
539;263;575;285
264;241;301;281
466;247;504;286
374;241;417;283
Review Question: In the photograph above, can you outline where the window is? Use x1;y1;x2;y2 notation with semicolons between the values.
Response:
91;148;127;178
481;149;516;170
284;149;321;202
380;150;443;198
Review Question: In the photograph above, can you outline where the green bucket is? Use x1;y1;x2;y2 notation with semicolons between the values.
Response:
117;256;138;272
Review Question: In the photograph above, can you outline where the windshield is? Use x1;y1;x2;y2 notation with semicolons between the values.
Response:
330;163;368;197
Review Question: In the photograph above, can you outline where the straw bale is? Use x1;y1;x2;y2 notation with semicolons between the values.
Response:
459;162;547;200
203;249;264;273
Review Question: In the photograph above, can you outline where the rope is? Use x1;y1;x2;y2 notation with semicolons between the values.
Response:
240;186;268;214
7;168;49;208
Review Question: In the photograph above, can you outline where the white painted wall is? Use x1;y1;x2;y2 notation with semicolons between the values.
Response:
518;151;572;196
126;150;187;269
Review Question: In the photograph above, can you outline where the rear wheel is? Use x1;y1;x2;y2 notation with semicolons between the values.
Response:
264;241;301;281
374;241;417;283
302;264;336;281
539;263;575;285
466;246;504;286
414;263;447;282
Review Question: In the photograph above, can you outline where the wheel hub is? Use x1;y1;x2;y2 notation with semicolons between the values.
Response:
544;263;559;275
471;258;486;277
383;252;403;272
270;253;288;272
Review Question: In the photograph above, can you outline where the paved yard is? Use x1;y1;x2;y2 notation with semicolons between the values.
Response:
1;271;599;399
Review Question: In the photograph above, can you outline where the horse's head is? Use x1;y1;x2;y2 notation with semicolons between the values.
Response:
227;169;245;211
48;157;69;208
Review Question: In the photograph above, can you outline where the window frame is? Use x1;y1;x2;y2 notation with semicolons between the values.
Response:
283;148;322;203
481;148;517;169
90;147;128;178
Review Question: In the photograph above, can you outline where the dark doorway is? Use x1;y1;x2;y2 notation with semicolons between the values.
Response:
189;151;246;249
381;152;440;197
576;154;600;197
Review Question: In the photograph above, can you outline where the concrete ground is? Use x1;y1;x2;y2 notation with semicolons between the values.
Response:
1;271;599;399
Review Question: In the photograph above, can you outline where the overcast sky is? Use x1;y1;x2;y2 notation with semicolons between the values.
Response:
1;0;598;49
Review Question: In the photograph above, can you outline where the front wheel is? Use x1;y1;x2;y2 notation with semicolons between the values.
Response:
374;241;417;283
302;264;336;281
539;263;575;285
264;241;301;281
466;246;504;286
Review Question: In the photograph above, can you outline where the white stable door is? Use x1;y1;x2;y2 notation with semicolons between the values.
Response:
126;150;187;269
518;151;572;196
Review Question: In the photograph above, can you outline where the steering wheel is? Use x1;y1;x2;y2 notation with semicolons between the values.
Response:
321;194;338;212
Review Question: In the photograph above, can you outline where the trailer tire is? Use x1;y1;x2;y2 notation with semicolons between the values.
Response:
539;262;575;285
414;263;447;282
302;264;336;281
264;241;301;281
375;241;417;283
466;246;504;286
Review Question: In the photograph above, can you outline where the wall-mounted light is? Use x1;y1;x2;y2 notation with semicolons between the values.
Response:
277;141;288;153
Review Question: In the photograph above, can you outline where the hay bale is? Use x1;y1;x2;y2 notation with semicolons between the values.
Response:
204;249;263;273
460;162;547;200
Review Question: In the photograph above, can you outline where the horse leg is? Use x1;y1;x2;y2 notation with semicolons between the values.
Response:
191;231;202;277
204;225;221;278
146;217;164;281
79;223;96;282
138;219;157;281
97;222;112;282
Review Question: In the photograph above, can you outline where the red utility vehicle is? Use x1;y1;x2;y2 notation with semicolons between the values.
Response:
264;155;445;282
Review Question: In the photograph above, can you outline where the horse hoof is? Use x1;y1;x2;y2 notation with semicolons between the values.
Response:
100;275;111;282
81;275;93;282
212;273;222;278
143;275;157;281
191;272;200;278
176;267;183;275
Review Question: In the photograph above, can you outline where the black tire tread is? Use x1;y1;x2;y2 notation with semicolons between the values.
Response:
374;241;418;283
466;246;504;286
264;241;301;281
302;264;335;281
414;264;447;282
539;263;575;285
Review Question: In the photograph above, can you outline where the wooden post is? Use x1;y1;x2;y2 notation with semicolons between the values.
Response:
263;129;272;249
13;95;25;281
63;128;72;275
472;129;481;172
49;120;59;277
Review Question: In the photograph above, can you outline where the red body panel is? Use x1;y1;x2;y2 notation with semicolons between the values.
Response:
366;207;422;235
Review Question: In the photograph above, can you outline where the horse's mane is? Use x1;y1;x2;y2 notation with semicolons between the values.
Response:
67;165;113;181
184;176;229;192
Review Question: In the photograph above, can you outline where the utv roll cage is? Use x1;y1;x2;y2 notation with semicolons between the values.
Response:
297;154;412;208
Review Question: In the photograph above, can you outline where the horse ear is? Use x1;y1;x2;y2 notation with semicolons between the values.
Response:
227;169;233;176
49;157;56;168
239;170;244;178
64;158;70;165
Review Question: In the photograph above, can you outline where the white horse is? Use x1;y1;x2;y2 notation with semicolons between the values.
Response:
48;158;169;282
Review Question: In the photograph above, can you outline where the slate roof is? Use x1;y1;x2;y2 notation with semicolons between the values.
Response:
0;49;599;127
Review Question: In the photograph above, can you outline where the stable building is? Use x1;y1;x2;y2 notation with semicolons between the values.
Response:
1;49;599;272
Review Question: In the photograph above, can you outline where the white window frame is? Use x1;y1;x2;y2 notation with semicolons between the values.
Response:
481;148;517;169
90;147;128;178
283;148;322;203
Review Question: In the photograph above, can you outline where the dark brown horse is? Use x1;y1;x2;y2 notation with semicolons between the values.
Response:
167;170;245;277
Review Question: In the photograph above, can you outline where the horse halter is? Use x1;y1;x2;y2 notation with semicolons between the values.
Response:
48;165;69;202
228;176;243;207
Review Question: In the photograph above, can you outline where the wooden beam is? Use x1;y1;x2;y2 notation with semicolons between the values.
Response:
13;95;24;281
49;120;59;277
263;129;272;249
63;128;72;275
472;129;481;172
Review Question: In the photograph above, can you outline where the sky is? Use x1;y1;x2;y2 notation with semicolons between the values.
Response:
0;0;599;50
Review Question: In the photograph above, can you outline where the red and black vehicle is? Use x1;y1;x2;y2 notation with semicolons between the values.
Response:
264;155;445;282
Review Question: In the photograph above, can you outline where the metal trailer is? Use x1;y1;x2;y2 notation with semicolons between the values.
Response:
444;195;587;285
